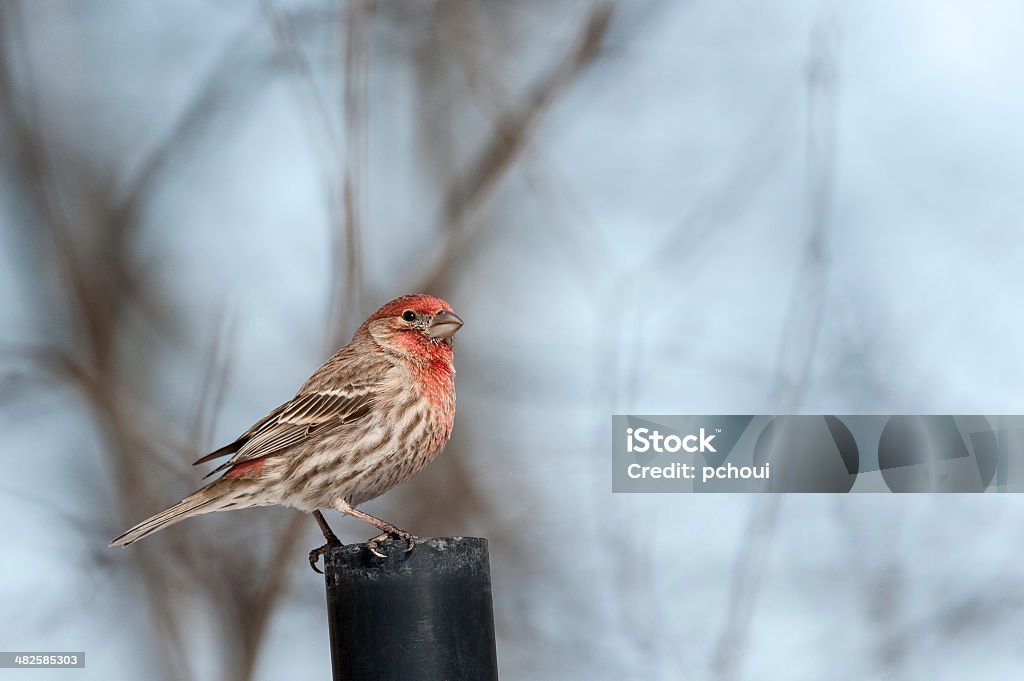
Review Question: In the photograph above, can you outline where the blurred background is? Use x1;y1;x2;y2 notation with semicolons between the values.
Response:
2;1;1023;679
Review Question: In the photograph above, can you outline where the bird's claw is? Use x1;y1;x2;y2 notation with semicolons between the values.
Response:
367;530;417;559
309;538;343;575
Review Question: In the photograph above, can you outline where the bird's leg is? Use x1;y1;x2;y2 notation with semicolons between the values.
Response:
340;505;417;559
308;510;344;574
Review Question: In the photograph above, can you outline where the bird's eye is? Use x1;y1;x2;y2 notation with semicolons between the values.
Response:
402;310;417;322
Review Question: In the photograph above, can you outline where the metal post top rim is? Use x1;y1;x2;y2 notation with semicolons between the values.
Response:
324;536;491;574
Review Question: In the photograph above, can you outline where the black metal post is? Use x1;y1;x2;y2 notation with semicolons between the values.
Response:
324;536;499;681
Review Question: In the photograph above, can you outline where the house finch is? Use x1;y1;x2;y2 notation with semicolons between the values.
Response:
109;294;463;573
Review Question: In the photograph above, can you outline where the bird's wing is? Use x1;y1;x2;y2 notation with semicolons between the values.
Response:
191;405;287;466
195;379;379;479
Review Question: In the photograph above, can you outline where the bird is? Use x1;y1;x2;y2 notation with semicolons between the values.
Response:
109;293;463;573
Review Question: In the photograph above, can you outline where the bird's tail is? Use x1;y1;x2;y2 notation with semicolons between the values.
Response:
109;492;220;547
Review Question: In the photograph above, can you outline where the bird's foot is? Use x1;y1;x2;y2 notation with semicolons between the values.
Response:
367;529;417;559
309;538;344;575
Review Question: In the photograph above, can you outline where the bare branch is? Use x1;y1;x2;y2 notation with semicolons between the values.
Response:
417;2;615;293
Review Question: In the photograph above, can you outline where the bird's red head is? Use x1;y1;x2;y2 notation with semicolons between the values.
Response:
359;294;463;363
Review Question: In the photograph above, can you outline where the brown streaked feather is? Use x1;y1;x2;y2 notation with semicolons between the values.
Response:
277;387;375;425
199;382;379;479
192;403;288;466
191;440;241;466
109;494;221;547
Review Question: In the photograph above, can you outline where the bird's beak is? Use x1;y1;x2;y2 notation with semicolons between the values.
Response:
427;310;464;340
